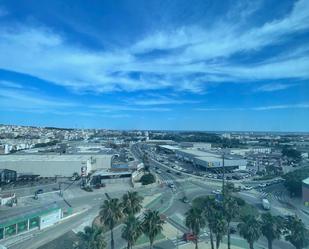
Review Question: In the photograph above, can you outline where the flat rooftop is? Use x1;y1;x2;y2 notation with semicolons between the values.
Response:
92;169;132;176
0;154;112;162
176;148;220;158
303;177;309;185
159;145;180;151
0;202;60;227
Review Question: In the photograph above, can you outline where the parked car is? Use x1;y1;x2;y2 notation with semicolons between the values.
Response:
259;183;267;188
183;233;197;242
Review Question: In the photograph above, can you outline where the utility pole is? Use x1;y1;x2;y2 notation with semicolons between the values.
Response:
177;229;179;249
222;152;225;192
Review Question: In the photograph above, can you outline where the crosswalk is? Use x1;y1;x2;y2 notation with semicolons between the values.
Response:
162;179;174;185
171;231;210;246
258;190;289;203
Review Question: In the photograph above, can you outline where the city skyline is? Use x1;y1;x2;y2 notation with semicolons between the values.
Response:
0;0;309;131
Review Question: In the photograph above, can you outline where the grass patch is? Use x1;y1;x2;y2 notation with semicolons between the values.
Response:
135;232;165;246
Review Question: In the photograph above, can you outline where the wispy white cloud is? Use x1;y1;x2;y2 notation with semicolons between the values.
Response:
91;104;171;112
252;103;309;111
0;88;77;108
0;0;308;94
255;83;297;92
196;103;309;111
0;85;171;115
130;95;199;106
0;80;23;89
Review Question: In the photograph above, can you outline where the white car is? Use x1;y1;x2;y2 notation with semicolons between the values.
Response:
169;183;175;188
211;189;221;195
259;183;267;188
243;186;253;190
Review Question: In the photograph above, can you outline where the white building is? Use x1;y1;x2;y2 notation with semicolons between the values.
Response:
175;149;247;170
0;154;113;177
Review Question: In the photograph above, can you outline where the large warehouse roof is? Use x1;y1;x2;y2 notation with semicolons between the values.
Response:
0;154;113;177
176;148;220;158
0;154;111;162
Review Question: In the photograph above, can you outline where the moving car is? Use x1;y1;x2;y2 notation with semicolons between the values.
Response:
35;189;43;195
169;183;175;188
243;185;253;190
182;196;189;203
262;198;271;210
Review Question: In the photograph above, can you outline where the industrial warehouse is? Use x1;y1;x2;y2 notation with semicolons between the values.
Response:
0;154;113;177
158;145;247;171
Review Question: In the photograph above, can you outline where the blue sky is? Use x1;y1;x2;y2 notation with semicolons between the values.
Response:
0;0;308;131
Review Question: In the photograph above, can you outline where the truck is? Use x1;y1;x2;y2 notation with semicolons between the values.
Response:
262;199;270;210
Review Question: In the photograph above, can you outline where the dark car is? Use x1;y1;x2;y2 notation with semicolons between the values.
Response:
35;189;43;195
183;233;197;242
229;227;237;234
176;172;182;176
166;169;172;173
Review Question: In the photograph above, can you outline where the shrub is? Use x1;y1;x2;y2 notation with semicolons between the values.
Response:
140;173;156;185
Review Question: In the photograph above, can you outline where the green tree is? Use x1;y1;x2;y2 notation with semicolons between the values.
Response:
142;210;165;249
185;207;206;249
99;198;123;249
77;226;106;249
238;215;261;249
223;197;239;249
283;167;309;197
285;216;309;249
140;173;156;185
261;213;282;249
143;154;150;172
122;191;143;216
202;196;217;249
282;148;302;162
212;211;227;249
122;215;142;249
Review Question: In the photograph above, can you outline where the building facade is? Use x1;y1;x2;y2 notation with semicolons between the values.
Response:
302;177;309;206
0;154;113;177
0;203;62;240
0;169;17;184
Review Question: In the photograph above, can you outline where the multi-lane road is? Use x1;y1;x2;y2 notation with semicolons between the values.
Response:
131;142;309;249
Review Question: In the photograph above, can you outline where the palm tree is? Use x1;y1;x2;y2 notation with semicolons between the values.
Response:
261;213;282;249
212;212;227;249
185;207;206;249
223;197;239;249
77;226;106;249
142;210;165;249
238;215;261;249
284;216;309;249
122;191;143;216
99;198;123;249
203;196;217;249
143;154;150;172
122;215;142;249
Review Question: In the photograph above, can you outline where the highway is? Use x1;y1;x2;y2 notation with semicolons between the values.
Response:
130;142;307;249
8;142;307;249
